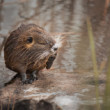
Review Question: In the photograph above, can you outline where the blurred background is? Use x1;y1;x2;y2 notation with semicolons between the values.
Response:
0;0;110;110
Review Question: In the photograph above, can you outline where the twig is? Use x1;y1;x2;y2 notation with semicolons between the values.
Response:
103;0;110;20
0;36;7;56
12;96;15;110
0;101;2;110
50;32;80;36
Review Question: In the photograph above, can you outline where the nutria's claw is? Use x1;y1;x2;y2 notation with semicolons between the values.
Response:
31;71;38;81
31;76;38;81
22;79;33;84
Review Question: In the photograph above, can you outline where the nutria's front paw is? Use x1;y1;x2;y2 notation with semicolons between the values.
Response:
22;79;33;84
31;71;38;81
31;76;38;81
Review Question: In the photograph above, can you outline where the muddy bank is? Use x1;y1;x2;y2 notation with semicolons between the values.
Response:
0;69;105;110
0;70;87;102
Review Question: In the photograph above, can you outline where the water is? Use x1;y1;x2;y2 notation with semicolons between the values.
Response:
0;0;110;110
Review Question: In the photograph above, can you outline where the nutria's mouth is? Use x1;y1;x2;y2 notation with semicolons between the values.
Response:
43;43;58;63
46;54;57;69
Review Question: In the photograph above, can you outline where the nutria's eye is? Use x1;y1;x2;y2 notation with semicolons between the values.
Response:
27;37;33;43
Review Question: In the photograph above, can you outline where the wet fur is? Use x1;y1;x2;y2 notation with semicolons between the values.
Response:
4;24;56;83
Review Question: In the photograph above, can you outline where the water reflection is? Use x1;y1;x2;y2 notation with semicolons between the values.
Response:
0;0;3;30
0;0;110;110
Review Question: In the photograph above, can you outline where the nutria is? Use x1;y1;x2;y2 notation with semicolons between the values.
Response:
4;24;59;84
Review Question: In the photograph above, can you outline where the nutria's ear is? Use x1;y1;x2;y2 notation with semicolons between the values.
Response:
17;23;27;31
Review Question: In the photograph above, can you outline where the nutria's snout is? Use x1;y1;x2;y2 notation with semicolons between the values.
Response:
51;44;58;52
4;24;59;84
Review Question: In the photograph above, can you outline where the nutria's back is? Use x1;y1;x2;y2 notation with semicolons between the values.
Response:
4;24;58;84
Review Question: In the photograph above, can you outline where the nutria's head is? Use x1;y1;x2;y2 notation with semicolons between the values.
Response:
4;24;59;72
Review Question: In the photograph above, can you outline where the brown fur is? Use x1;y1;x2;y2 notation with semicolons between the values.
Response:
4;24;57;83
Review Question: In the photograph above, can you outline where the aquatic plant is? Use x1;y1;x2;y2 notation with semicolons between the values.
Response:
87;18;101;110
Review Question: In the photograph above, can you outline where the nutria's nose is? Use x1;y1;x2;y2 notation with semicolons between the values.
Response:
51;44;58;52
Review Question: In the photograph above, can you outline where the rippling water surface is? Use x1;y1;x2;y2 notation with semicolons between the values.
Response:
0;0;110;110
